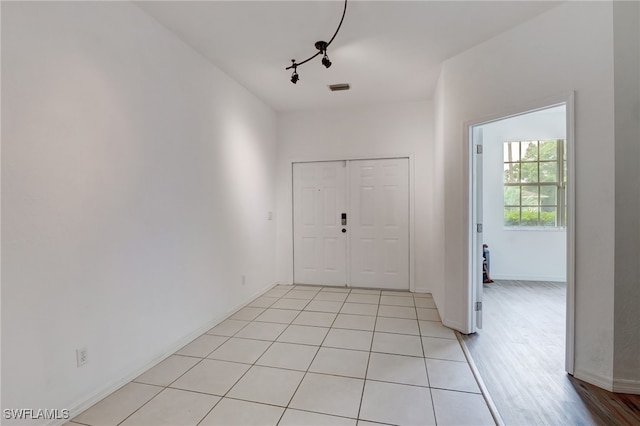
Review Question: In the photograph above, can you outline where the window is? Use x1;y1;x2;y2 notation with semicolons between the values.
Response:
503;139;566;227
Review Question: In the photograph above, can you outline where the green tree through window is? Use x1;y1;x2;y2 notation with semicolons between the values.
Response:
503;139;566;227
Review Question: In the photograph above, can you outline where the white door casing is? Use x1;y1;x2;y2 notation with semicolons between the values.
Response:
293;158;409;290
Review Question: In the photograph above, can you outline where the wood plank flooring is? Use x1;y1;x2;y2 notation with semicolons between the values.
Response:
461;280;640;426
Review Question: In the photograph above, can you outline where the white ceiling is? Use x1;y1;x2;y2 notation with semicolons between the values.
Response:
135;1;561;112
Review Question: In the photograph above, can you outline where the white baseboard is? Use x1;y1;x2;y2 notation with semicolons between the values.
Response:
491;274;566;282
573;368;613;392
54;282;278;426
412;286;430;294
613;378;640;394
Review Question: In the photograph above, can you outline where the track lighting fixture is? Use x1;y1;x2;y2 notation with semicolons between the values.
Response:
290;65;299;84
286;0;346;83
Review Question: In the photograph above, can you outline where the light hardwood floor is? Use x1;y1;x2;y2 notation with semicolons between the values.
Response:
461;280;640;426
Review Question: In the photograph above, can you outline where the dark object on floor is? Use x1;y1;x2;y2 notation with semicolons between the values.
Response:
483;244;493;283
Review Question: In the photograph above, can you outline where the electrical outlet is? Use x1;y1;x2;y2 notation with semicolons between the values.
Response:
76;347;88;367
241;275;246;286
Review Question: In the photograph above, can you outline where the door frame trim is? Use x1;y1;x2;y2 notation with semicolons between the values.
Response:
463;91;575;375
290;154;415;292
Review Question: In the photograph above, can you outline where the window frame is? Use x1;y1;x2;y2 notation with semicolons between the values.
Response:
503;139;566;229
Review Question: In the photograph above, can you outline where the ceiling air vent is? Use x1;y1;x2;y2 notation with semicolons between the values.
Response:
328;83;350;92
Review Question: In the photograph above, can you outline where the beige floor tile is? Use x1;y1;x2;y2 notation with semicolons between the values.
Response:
345;293;380;305
207;337;271;364
426;358;480;393
304;300;343;313
292;311;337;327
412;292;433;298
340;303;379;316
227;366;304;406
381;290;413;298
374;317;420;335
417;307;441;321
371;332;423;357
357;421;393;426
366;352;429;387
289;373;364;418
280;409;356;426
230;307;265;321
270;298;309;310
350;289;381;295
234;321;288;341
170;358;250;395
359;381;435;426
333;313;376;331
309;347;369;378
255;308;299;324
264;288;290;298
199;398;284;426
431;389;495;425
323;328;373;351
277;324;329;345
282;290;316;300
422;337;466;362
380;295;415;307
313;292;348;302
377;305;417;319
256;342;319;371
320;286;350;293
206;319;249;337
176;335;228;358
248;296;279;308
418;321;457;339
72;382;162;426
119;388;219;426
415;297;437;308
134;355;200;387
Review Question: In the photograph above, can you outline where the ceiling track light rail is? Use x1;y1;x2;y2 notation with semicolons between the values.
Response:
286;0;347;84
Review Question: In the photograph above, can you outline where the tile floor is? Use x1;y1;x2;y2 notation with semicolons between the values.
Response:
68;285;495;426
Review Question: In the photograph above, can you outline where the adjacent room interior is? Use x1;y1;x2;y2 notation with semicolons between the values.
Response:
2;1;639;425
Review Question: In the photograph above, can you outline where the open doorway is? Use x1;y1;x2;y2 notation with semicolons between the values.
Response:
463;99;583;424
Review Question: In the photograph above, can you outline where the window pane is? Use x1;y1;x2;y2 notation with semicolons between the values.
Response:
541;207;557;226
521;140;538;161
504;186;520;206
539;140;558;161
540;162;557;182
540;186;557;206
503;163;520;183
521;207;539;226
521;185;539;206
520;162;538;183
504;207;520;226
504;142;520;162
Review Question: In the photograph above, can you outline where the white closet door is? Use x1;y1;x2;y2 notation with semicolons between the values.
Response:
293;161;347;285
349;158;409;289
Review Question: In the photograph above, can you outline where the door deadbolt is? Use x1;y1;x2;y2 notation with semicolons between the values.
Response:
342;228;347;233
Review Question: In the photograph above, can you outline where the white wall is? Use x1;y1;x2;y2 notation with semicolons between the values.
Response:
612;0;640;392
1;2;277;421
481;106;566;282
275;102;435;294
434;1;616;388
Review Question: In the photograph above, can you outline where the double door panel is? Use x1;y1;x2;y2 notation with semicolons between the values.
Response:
293;158;409;290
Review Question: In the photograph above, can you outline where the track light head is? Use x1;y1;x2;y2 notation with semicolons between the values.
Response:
290;60;299;84
322;52;332;68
